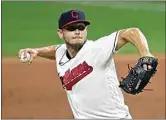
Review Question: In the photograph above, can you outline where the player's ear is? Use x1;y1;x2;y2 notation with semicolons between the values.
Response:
57;29;64;39
85;26;88;31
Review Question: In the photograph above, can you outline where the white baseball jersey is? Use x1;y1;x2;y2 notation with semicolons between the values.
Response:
55;31;132;119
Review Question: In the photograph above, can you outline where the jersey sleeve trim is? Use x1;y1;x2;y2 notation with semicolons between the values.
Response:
55;44;62;52
112;31;119;54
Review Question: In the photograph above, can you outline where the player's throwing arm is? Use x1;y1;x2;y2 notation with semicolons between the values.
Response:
18;45;57;64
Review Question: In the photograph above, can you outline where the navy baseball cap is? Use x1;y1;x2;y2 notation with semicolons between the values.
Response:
58;9;90;29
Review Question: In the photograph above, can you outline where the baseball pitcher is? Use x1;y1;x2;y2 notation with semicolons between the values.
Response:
18;9;158;119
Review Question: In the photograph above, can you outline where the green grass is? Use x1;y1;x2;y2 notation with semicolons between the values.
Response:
2;1;165;56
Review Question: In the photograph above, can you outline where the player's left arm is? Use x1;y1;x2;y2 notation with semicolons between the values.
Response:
116;28;153;57
116;28;158;94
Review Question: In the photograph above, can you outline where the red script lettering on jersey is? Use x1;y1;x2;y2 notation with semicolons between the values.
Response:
59;61;93;90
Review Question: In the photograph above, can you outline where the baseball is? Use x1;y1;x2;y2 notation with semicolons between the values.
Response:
20;52;32;63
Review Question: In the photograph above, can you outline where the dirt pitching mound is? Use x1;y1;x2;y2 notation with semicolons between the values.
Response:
2;54;165;119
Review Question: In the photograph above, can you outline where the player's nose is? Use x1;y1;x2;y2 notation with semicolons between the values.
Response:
74;29;80;35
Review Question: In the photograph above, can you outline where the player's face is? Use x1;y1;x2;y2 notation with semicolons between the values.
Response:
57;23;88;46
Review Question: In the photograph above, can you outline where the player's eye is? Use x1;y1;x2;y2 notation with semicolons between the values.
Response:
65;25;86;31
77;25;85;31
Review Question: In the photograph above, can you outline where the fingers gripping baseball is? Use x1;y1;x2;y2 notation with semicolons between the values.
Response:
18;48;38;64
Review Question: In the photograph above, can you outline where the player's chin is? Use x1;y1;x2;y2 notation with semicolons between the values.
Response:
71;39;85;45
68;41;85;49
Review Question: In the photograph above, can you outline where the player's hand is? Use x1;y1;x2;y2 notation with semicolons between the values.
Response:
119;56;158;95
18;48;39;64
140;53;155;71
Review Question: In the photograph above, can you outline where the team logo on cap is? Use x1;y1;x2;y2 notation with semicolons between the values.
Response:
71;10;79;18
